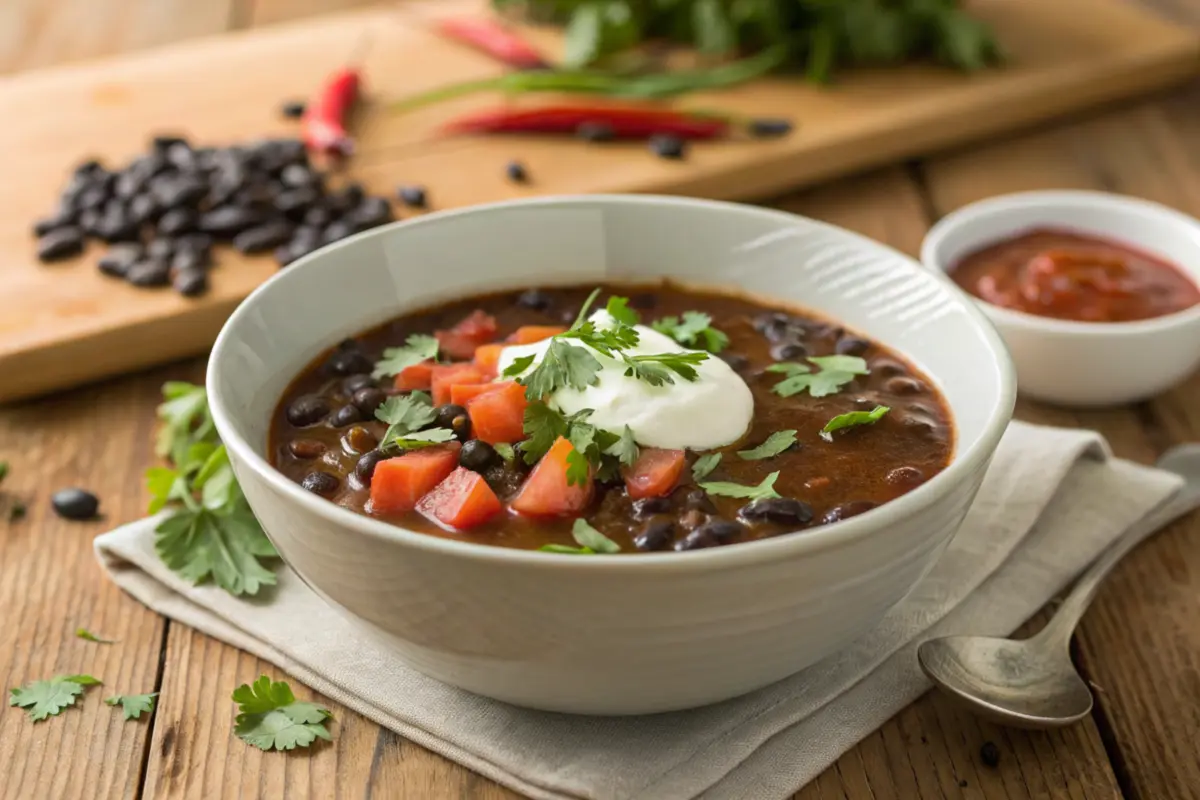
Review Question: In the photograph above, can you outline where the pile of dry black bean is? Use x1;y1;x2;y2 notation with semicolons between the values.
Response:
33;135;396;298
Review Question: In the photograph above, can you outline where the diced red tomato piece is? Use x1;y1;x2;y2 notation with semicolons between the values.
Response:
623;447;686;499
473;343;506;375
416;467;503;530
435;310;498;360
507;325;566;345
369;444;461;515
511;437;594;517
450;382;505;407
430;363;487;406
394;360;434;391
466;382;527;444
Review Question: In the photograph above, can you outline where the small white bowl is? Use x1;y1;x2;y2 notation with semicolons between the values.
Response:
922;190;1200;407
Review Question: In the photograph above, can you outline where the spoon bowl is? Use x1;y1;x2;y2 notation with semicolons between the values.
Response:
919;444;1200;728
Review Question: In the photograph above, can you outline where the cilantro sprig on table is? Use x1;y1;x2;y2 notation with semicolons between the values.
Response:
768;355;869;398
9;675;101;722
232;676;333;751
105;693;157;721
76;628;115;644
149;382;279;597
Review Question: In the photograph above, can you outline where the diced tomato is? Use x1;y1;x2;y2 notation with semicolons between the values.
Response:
473;343;506;375
435;310;498;360
466;382;527;444
507;325;566;345
394;360;434;391
623;448;686;499
511;437;594;517
430;363;487;406
369;444;461;515
416;467;503;530
450;382;505;407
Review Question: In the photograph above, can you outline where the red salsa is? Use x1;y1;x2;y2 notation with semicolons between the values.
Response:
951;228;1200;323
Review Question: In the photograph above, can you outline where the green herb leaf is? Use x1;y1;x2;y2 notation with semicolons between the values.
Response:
375;392;438;450
622;351;708;384
232;676;333;752
501;354;536;378
604;295;640;327
563;3;603;68
605;425;640;467
493;443;515;463
156;382;215;466
538;543;595;554
700;471;781;500
770;355;868;398
565;422;598;486
651;312;729;353
372;334;438;379
571;518;621;553
691;452;721;481
737;430;797;460
386;428;457;451
820;405;890;441
105;693;157;721
693;0;736;55
155;499;278;597
75;628;115;644
0;461;8;484
522;339;605;400
521;402;571;464
9;675;101;722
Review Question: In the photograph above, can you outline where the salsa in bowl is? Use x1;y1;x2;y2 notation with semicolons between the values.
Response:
208;195;1014;714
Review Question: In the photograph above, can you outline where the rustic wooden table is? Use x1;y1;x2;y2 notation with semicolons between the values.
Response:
3;1;1199;798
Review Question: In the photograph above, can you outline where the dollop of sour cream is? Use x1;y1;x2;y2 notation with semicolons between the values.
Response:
496;310;754;450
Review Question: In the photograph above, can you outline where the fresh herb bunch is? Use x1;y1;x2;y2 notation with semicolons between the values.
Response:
148;382;278;597
492;0;1001;82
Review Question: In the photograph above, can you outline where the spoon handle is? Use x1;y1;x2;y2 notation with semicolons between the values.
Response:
1038;486;1198;648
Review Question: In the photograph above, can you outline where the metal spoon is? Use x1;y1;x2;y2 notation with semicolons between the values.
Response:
917;444;1200;729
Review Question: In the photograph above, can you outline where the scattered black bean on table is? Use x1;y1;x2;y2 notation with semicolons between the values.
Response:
649;134;687;160
51;488;100;520
33;135;399;298
505;160;529;184
979;741;1001;768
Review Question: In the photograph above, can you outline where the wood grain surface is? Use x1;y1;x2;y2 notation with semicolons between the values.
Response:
2;1;1199;799
1;0;1198;404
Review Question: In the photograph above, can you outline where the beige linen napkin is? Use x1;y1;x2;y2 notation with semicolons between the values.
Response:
95;421;1183;800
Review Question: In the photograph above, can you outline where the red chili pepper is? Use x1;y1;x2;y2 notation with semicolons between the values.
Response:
442;105;730;140
436;17;549;70
303;66;361;156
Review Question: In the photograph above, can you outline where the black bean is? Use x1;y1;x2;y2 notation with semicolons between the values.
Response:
234;220;294;253
683;488;717;513
288;439;326;459
286;395;330;427
748;118;794;138
771;340;808;361
276;187;320;220
75;185;109;211
634;519;674;551
352;387;387;416
165;141;196;170
674;528;717;551
323;349;373;378
434;403;469;428
274;244;298;267
96;204;139;243
516;288;552;311
173;267;208;297
322;219;358;244
33;209;76;237
696;518;744;541
342;373;376;394
128;193;160;225
348;196;394;230
171;247;211;274
448;412;472;441
303;206;333;228
152;175;208;207
271;138;308;167
280;163;317;188
280;100;307;119
328;403;363;428
631;496;671;519
51;488;100;520
885;376;926;395
73;158;104;176
126;257;171;287
835;337;870;357
740;497;814;526
152;134;188;153
355;450;387;486
114;170;148;200
301;471;340;497
77;209;102;237
97;244;143;278
459;440;499;473
198;205;265;236
158;207;198;236
979;742;1001;768
649;134;686;159
176;232;213;257
505;160;529;183
822;500;877;525
36;227;85;262
870;359;907;378
343;425;379;455
719;352;749;372
577;121;615;142
886;466;924;487
396;185;427;208
146;238;174;260
753;312;792;340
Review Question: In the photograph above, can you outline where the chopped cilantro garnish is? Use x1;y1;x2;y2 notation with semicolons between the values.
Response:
768;355;869;398
371;334;438;379
820;405;890;441
699;471;781;500
651;311;729;353
737;430;798;460
604;296;640;326
232;675;333;751
520;402;571;464
0;461;8;484
375;392;438;452
521;339;605;400
387;428;458;450
620;351;708;385
105;693;157;721
501;353;537;378
76;628;115;644
538;519;621;555
691;453;722;481
605;425;640;468
9;675;101;722
493;443;515;463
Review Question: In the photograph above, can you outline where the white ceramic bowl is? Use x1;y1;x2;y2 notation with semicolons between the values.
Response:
921;190;1200;407
208;195;1015;715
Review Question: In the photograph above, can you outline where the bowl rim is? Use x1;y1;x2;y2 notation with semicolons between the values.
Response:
208;194;1017;573
921;189;1200;336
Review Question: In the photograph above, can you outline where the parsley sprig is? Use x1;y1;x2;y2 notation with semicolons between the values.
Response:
232;675;333;752
768;355;869;398
148;383;278;597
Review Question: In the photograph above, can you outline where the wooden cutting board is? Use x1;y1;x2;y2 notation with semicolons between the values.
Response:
0;0;1196;403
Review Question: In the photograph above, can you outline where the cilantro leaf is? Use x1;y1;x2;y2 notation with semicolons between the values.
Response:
700;471;781;500
562;320;640;354
538;543;596;554
493;443;515;463
105;693;157;720
0;461;7;484
691;452;722;481
9;675;101;722
156;382;215;466
76;628;115;644
770;355;868;398
622;351;708;385
565;422;597;486
520;402;570;464
820;405;890;441
605;425;640;467
387;428;458;450
651;312;729;353
737;430;798;460
520;339;604;400
155;497;278;597
232;675;333;752
538;519;621;554
571;287;603;329
371;334;438;379
375;392;437;450
501;354;536;379
604;296;640;326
